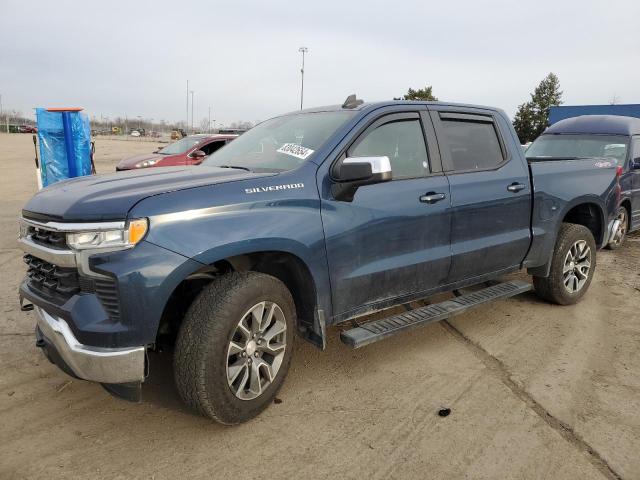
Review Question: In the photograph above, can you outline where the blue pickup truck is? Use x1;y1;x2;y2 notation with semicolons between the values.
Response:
526;114;640;248
19;97;620;424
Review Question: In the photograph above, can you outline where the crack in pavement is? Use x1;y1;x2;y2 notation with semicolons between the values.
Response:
440;320;623;480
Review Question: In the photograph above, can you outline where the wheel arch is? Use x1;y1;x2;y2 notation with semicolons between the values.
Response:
560;198;606;247
528;197;606;278
156;243;329;350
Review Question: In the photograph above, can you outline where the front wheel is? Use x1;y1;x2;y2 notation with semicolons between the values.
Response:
606;206;628;250
533;223;596;305
174;272;295;424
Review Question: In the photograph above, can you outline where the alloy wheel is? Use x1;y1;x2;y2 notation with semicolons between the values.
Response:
611;209;628;246
562;240;592;293
226;301;287;400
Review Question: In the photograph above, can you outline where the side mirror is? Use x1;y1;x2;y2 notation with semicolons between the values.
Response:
632;158;640;170
191;149;207;159
332;156;392;201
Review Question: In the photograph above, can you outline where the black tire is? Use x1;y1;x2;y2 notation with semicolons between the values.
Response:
174;271;295;424
605;206;628;250
533;223;596;305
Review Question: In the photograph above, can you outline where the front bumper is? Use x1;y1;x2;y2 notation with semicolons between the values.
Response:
35;306;145;384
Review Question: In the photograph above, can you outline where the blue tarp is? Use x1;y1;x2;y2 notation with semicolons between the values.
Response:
35;108;92;187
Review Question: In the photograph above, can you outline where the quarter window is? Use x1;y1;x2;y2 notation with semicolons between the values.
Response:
349;119;428;179
440;119;504;171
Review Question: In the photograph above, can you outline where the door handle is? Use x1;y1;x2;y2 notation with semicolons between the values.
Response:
507;182;526;193
419;192;446;204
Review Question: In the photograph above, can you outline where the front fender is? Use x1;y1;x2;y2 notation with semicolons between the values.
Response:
128;170;332;320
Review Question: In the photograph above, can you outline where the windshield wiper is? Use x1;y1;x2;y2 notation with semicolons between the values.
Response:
217;165;252;172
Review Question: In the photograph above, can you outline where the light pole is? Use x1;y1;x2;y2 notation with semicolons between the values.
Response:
190;90;194;133
208;106;211;134
298;47;308;110
186;80;189;133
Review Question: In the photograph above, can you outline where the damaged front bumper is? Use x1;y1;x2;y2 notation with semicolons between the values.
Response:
34;306;146;401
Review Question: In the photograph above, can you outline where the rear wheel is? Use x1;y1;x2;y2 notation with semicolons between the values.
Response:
174;271;295;424
533;223;596;305
606;206;628;250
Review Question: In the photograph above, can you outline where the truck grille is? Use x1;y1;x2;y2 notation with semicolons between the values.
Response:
24;254;80;296
24;254;120;321
26;226;68;250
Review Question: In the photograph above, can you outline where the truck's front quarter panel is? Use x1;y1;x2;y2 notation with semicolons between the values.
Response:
128;163;332;320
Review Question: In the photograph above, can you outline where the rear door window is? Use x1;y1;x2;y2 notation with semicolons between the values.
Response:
438;115;505;172
201;140;226;156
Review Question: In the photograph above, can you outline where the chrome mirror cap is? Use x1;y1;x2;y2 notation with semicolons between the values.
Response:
343;156;391;174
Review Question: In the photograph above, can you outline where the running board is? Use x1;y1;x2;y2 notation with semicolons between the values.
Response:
340;280;532;349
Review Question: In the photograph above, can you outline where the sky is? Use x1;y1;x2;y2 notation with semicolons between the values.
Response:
1;0;639;127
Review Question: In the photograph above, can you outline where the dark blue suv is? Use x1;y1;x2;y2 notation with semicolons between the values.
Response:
527;115;640;248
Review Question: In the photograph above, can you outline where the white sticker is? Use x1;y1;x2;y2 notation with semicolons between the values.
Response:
277;143;315;160
594;161;612;168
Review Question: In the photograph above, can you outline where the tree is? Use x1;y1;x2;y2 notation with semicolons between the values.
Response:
395;86;438;101
513;73;563;143
199;117;210;133
512;102;537;145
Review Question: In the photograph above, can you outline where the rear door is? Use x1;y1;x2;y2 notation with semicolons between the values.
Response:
430;108;531;283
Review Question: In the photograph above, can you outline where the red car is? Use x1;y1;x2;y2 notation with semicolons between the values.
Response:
18;125;37;133
116;134;237;171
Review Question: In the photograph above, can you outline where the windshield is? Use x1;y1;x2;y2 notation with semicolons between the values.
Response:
201;111;354;172
526;134;629;162
158;136;204;155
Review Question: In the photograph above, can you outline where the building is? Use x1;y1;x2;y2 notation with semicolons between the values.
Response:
549;104;640;125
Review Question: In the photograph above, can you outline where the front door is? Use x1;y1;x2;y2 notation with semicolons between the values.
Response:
321;111;451;319
430;108;531;283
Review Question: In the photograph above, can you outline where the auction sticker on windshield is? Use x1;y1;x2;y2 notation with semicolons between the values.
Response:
277;143;315;160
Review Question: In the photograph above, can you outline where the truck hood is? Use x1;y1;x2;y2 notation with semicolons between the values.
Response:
23;166;274;221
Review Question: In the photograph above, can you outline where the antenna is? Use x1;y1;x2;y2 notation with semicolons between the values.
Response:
342;94;364;109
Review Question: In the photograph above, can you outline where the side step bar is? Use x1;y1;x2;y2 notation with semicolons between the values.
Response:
340;280;532;349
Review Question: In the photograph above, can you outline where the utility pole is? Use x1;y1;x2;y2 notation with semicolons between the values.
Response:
186;80;189;133
298;47;308;110
190;90;194;133
208;106;211;134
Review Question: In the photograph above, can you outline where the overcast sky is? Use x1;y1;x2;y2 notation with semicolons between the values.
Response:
1;0;639;126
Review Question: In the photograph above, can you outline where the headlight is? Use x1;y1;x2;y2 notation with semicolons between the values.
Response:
66;218;148;250
135;159;159;168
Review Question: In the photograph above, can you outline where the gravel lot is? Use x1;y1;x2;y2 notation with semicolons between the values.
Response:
1;133;639;479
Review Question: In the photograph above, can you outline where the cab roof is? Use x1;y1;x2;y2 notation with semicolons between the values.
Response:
545;115;640;136
293;100;503;115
